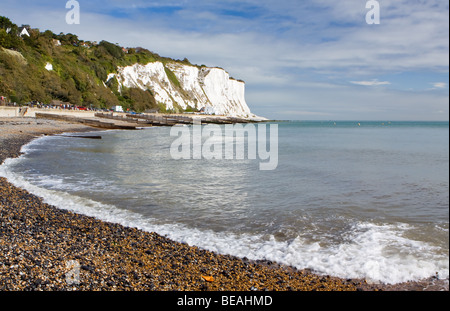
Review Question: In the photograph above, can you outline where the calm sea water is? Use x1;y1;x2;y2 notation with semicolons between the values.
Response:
1;121;448;284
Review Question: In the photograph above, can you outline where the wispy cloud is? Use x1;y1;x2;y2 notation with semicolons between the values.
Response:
431;82;448;89
0;0;448;120
350;80;391;86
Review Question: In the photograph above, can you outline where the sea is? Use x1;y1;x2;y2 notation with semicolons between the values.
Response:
1;120;448;285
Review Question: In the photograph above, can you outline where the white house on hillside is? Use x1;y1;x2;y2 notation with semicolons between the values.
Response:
18;27;30;37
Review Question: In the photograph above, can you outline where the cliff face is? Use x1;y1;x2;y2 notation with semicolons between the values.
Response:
109;62;253;117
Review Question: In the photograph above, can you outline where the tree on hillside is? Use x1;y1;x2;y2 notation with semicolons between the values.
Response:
0;16;17;32
58;33;79;45
98;40;124;59
0;16;22;49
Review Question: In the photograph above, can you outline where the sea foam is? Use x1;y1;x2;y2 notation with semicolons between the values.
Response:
1;156;448;284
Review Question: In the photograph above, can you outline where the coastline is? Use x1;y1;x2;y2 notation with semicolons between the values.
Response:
0;117;448;291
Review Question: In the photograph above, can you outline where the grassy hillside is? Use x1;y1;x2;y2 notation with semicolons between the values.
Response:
0;16;192;112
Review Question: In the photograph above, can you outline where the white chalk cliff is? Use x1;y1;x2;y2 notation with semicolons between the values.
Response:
107;62;255;117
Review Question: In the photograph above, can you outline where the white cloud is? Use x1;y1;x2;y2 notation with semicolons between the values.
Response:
247;82;449;121
3;0;448;75
0;0;448;120
350;80;391;86
431;82;448;89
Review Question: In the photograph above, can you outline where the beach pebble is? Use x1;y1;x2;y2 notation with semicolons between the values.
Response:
1;118;446;291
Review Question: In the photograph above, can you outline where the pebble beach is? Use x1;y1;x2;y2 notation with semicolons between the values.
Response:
0;117;448;292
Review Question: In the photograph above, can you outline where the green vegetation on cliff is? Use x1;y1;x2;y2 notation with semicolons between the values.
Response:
0;16;193;112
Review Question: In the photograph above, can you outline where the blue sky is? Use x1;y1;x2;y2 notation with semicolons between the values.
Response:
1;0;448;120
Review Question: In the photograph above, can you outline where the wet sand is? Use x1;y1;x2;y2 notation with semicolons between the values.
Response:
0;117;448;292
